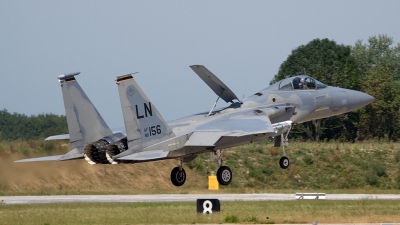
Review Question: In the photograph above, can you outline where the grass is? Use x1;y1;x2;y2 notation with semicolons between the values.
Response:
1;139;400;195
187;139;400;191
1;200;400;224
1;140;400;224
0;139;68;156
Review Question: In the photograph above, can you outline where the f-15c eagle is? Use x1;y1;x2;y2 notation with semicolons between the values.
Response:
16;65;374;187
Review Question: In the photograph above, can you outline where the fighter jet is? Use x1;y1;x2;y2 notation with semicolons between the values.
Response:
16;65;374;187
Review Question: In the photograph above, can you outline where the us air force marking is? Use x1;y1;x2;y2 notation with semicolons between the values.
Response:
196;199;220;214
126;85;135;96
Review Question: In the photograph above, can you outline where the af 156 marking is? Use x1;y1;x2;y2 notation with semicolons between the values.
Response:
144;125;161;137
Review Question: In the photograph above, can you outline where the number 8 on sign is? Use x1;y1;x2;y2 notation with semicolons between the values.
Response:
203;200;213;214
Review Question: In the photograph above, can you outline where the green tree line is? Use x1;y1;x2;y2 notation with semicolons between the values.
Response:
271;35;400;141
0;109;68;140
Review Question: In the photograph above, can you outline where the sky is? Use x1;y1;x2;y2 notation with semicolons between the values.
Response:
1;1;400;128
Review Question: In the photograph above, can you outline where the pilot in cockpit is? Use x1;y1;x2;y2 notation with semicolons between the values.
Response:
300;78;309;89
292;77;301;89
292;77;315;90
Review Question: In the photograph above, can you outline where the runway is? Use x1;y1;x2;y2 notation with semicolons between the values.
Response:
1;194;400;204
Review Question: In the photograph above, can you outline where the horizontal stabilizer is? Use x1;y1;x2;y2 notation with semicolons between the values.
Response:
15;147;85;162
116;150;168;161
57;147;84;161
190;65;239;103
15;155;63;163
45;127;126;141
45;134;70;141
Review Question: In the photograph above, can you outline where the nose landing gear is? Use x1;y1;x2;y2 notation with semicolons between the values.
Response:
275;123;292;169
279;156;290;169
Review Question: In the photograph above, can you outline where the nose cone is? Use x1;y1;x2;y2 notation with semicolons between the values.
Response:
346;90;375;111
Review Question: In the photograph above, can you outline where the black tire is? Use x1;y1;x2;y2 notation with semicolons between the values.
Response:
279;156;290;169
170;167;186;186
217;166;232;185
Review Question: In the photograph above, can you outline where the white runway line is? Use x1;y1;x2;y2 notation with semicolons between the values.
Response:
1;194;400;205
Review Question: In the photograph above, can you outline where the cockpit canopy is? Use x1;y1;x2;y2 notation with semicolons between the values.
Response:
277;75;327;90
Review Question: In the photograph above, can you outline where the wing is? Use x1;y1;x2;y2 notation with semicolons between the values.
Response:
184;116;274;146
186;104;295;147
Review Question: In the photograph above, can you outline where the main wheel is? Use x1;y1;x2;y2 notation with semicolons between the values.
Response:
217;166;232;185
279;156;289;169
170;167;186;186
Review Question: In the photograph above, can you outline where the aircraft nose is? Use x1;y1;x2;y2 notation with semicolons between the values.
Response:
346;90;375;111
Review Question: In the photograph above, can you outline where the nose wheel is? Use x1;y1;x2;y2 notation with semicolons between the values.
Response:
279;156;290;169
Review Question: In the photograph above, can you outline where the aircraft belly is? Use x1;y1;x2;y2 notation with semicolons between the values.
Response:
215;133;271;150
290;108;314;123
118;150;169;161
133;134;190;153
166;146;211;158
184;132;226;146
166;134;272;159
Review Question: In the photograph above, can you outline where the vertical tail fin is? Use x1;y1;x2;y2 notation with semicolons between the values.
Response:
58;72;113;150
116;74;175;152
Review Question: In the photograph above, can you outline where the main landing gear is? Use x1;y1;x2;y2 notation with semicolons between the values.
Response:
170;149;233;187
214;149;232;186
171;158;186;186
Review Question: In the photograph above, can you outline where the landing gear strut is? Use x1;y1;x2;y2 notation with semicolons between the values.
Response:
212;149;232;185
279;125;292;169
171;158;186;186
